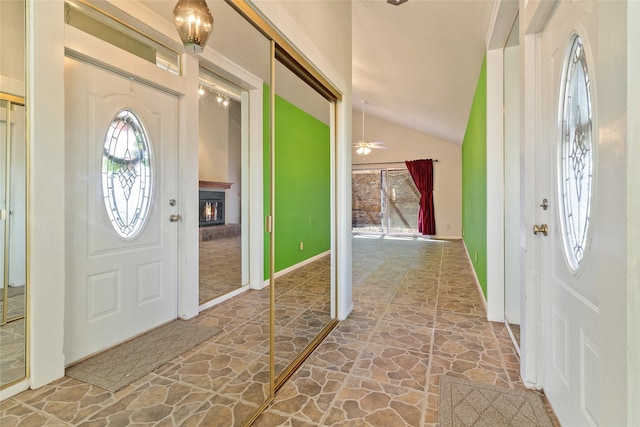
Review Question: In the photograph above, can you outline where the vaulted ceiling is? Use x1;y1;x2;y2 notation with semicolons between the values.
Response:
352;0;495;144
141;0;496;145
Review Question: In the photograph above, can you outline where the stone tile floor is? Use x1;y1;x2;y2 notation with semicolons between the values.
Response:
253;237;558;426
199;236;243;304
0;237;558;426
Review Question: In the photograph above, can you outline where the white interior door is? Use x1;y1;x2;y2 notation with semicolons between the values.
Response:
64;57;179;364
538;2;608;425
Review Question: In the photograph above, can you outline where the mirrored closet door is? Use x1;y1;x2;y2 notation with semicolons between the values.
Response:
0;96;27;388
503;15;522;352
272;51;337;385
194;2;273;424
0;0;27;389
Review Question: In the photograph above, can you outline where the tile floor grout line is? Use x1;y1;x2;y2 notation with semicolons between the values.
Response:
308;246;427;426
8;395;75;426
423;242;445;427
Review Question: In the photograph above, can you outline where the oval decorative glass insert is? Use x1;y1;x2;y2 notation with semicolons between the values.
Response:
558;35;593;270
102;110;153;239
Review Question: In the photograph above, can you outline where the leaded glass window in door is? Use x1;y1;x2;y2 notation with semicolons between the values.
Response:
102;110;153;239
558;35;594;270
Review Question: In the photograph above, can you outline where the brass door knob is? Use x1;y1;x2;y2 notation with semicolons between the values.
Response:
169;214;181;222
533;224;548;236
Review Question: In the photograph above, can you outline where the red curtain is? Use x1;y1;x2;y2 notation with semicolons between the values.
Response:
405;159;436;235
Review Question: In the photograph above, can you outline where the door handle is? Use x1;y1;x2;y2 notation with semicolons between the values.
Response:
533;224;548;236
169;214;181;222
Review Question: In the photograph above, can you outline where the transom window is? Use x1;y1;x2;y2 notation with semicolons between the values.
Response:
102;110;153;239
558;35;594;270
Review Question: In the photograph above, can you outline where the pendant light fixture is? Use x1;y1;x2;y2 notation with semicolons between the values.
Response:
173;0;214;53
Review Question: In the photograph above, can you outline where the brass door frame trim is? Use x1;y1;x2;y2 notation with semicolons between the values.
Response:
268;39;277;401
274;319;339;391
0;93;25;105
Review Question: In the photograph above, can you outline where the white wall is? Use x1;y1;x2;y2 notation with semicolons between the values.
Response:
352;110;462;239
198;95;242;224
198;94;229;183
227;100;241;224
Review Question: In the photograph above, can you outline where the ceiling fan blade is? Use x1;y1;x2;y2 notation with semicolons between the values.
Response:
370;145;389;149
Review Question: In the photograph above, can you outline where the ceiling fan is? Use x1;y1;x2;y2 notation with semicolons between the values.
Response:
354;100;388;156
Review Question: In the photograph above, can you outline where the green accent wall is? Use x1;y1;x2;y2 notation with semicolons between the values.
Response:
462;55;488;297
263;85;331;279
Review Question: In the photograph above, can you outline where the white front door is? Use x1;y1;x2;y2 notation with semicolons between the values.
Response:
64;57;179;364
538;1;625;425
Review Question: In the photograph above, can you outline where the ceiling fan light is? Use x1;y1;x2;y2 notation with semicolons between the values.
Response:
363;147;372;155
356;146;364;155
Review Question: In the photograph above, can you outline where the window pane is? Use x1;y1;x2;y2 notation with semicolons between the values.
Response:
559;35;593;270
386;169;419;234
352;170;383;233
102;110;153;239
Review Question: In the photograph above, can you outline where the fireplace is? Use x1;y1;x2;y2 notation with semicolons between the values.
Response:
199;191;225;226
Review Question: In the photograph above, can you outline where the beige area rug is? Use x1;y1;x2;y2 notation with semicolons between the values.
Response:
66;320;221;392
439;375;554;427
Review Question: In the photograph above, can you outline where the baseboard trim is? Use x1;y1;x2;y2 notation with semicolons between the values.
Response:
262;250;330;287
199;285;250;312
461;240;489;318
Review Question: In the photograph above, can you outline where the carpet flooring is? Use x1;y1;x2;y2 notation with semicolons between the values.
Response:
439;375;554;426
65;320;222;392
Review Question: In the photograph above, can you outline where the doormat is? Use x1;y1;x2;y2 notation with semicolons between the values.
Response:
439;375;554;426
66;320;222;392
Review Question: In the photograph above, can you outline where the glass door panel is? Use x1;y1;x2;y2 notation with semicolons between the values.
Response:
385;169;419;234
352;170;383;233
352;168;420;235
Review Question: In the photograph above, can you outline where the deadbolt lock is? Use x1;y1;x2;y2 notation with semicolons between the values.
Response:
540;198;548;210
533;224;548;236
